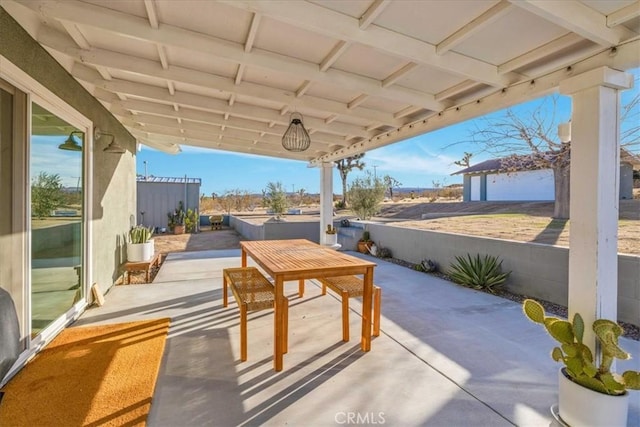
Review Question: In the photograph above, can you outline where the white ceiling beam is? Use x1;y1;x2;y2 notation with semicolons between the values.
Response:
24;1;444;110
60;21;90;48
393;105;422;119
245;12;261;52
311;37;640;164
382;63;418;88
167;80;175;95
235;64;245;85
135;135;181;154
437;0;512;55
111;98;348;145
435;80;480;101
319;40;350;72
348;94;368;110
117;110;337;149
359;0;391;30
219;0;517;87
157;44;169;69
607;2;640;27
508;0;635;46
38;28;398;126
498;33;585;75
296;80;312;98
143;0;159;29
129;126;318;160
74;65;371;138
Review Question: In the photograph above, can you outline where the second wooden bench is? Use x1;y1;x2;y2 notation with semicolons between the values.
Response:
318;275;381;342
223;267;288;361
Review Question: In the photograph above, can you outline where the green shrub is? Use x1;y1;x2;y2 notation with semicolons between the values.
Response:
348;171;386;220
447;254;510;293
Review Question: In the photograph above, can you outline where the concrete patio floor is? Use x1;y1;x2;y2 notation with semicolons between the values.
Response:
76;248;640;426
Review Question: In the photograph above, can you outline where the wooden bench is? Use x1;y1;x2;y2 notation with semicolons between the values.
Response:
123;252;161;284
319;276;381;342
223;267;288;361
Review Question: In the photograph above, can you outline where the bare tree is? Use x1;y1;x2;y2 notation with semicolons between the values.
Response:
382;174;402;199
465;91;639;219
335;153;365;207
454;152;473;168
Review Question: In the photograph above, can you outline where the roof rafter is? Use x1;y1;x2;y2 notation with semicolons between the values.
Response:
219;0;519;87
508;0;635;46
24;0;443;110
38;26;398;127
437;0;512;55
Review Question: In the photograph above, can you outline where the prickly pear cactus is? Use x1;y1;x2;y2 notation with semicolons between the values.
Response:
522;298;640;395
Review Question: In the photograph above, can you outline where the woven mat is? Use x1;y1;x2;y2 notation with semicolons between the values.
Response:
0;318;171;426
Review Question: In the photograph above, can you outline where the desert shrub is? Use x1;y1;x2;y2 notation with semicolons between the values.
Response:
375;246;392;259
414;259;438;273
348;171;386;220
447;254;510;293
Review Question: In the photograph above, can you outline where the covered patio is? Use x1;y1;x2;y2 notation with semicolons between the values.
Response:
1;1;639;425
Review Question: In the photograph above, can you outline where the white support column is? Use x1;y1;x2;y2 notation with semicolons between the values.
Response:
319;162;334;244
559;67;633;349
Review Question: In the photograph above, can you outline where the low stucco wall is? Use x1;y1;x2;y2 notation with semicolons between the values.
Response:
230;216;322;243
230;215;639;325
363;222;640;326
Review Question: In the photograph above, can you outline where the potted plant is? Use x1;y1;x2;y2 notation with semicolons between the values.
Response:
169;201;186;234
325;224;338;246
357;230;374;254
127;225;154;262
523;299;640;427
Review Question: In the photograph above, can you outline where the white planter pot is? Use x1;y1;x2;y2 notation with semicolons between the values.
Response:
325;233;338;246
558;368;628;427
127;240;154;262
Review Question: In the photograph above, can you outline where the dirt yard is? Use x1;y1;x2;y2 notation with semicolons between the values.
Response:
376;199;639;255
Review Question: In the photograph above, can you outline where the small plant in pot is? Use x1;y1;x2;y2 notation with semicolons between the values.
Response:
523;299;640;427
357;230;374;254
127;225;154;262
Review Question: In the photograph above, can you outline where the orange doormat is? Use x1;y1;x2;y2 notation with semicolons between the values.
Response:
0;318;171;427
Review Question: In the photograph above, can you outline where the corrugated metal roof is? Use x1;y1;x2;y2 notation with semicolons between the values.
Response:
137;176;201;184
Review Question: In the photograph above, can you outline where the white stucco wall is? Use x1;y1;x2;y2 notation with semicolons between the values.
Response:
470;175;481;201
486;169;554;201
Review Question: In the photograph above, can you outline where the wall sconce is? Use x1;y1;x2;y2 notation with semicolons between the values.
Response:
96;127;125;153
282;112;311;152
58;130;84;151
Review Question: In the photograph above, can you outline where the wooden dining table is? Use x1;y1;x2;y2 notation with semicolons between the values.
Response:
240;239;377;371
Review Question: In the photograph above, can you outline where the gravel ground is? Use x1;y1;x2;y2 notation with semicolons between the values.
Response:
384;257;640;341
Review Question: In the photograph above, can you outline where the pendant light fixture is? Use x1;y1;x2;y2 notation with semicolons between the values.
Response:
282;112;311;152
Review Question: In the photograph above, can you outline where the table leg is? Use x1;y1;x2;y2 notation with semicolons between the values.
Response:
241;249;247;267
361;266;373;352
274;276;284;371
298;279;304;297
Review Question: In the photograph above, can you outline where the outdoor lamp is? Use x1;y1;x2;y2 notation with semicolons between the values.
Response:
96;127;126;154
58;131;84;151
282;112;311;152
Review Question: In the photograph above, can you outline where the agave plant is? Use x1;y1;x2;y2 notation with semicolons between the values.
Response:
447;253;510;293
523;299;640;395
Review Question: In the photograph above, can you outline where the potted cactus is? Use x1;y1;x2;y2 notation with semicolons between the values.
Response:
127;225;154;262
523;299;640;427
357;230;374;254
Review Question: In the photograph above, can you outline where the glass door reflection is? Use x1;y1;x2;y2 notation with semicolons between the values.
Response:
30;102;84;336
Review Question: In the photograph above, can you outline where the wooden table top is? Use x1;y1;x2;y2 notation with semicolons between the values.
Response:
241;239;376;280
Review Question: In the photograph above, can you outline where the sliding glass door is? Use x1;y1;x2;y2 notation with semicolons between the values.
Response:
30;102;84;336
